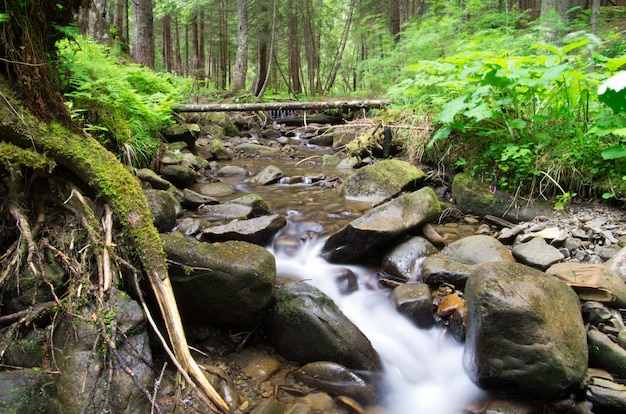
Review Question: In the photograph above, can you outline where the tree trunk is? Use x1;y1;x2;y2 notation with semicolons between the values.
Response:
174;99;390;112
87;0;110;42
232;0;249;90
163;14;173;72
302;0;320;96
323;0;356;93
591;0;601;34
389;0;401;41
174;17;183;74
252;0;271;95
286;0;302;95
113;0;128;52
131;0;155;68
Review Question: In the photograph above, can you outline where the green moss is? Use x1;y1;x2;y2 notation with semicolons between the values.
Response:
0;143;56;171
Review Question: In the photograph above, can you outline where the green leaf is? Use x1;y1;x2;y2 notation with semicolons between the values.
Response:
508;119;527;129
439;96;467;124
606;56;626;72
601;145;626;160
464;102;493;122
561;39;589;55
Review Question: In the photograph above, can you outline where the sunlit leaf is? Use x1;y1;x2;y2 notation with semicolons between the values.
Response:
601;145;626;160
439;96;467;124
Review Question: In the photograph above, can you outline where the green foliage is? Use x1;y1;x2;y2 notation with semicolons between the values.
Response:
57;36;185;167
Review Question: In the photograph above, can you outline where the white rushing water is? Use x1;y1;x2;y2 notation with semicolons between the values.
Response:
269;216;485;414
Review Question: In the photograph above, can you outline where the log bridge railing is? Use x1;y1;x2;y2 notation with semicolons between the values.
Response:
173;99;390;113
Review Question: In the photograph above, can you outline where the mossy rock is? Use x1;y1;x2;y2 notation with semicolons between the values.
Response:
340;159;425;205
451;172;551;222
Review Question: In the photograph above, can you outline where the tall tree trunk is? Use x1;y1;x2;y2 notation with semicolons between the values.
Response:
131;0;155;68
302;0;319;96
162;14;173;72
323;0;356;93
199;9;206;80
389;0;401;41
252;0;270;95
174;17;182;74
112;0;128;52
232;0;249;90
591;0;601;34
286;0;302;95
218;0;229;89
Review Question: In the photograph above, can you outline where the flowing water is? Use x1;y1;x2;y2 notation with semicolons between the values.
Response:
214;157;485;413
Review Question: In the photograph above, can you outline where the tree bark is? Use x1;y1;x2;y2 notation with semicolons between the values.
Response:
131;0;155;68
232;0;249;90
591;0;601;34
323;0;356;93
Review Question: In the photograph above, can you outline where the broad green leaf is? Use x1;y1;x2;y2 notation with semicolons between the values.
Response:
439;96;467;124
606;56;626;72
561;39;589;55
508;119;527;129
601;145;626;160
464;103;493;122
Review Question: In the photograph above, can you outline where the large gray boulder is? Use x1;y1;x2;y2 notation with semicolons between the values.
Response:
144;189;180;232
198;214;287;245
340;159;425;205
463;262;587;398
162;234;276;325
382;236;438;282
321;186;441;263
265;281;382;372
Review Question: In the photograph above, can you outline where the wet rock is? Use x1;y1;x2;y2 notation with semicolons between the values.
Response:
393;283;433;329
442;234;515;265
227;193;272;216
422;222;446;248
54;292;153;414
162;233;276;325
161;164;197;188
336;156;359;169
585;375;626;412
436;292;463;317
242;355;283;382
587;328;626;378
216;165;248;176
235;143;280;156
334;268;359;294
340;159;425;205
512;237;565;271
198;214;287;245
309;133;334;146
198;203;254;221
195;181;236;197
321;187;441;263
196;137;232;160
0;369;61;414
181;188;219;208
250;398;286;414
249;165;284;185
546;263;626;307
421;254;475;289
136;167;171;190
265;281;382;371
382;236;438;282
144;188;180;232
477;397;542;414
295;361;377;403
332;131;356;150
163;124;198;150
463;262;587;398
451;172;551;222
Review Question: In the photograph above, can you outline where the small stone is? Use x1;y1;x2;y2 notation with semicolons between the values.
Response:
436;293;463;317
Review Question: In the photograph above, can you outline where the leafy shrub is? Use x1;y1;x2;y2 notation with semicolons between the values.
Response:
57;36;186;167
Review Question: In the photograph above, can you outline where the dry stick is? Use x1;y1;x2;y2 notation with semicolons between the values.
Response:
102;204;113;291
152;362;168;414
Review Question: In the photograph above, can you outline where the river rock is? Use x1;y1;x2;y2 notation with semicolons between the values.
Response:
463;262;587;398
451;172;551;222
587;328;626;378
585;375;626;412
217;165;248;177
0;369;61;414
321;187;441;263
162;233;276;325
546;263;626;308
195;181;236;197
181;188;219;208
265;281;382;371
339;159;425;205
196;137;232;160
161;164;197;188
234;143;280;156
198;203;254;221
249;165;284;185
393;283;434;329
198;214;287;245
606;246;626;282
144;188;180;232
421;254;475;289
442;234;515;265
54;292;153;414
227;193;272;216
295;361;377;403
136;167;171;190
512;237;565;271
382;236;438;282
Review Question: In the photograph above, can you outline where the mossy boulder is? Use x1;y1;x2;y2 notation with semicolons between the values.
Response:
162;233;276;325
451;172;551;222
0;369;61;414
144;189;180;232
340;159;425;205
